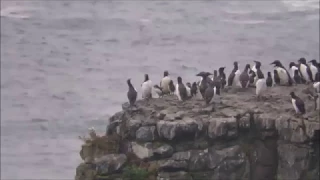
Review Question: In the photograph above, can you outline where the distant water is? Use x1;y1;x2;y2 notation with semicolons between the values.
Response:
1;0;319;179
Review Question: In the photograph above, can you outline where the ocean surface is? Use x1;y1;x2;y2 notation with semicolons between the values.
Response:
1;0;319;179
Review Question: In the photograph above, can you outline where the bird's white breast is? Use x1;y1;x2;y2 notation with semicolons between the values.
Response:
290;66;299;78
300;64;310;81
310;64;318;80
255;78;267;96
160;76;171;93
275;67;289;85
141;80;152;98
175;84;181;101
291;98;299;113
313;82;320;93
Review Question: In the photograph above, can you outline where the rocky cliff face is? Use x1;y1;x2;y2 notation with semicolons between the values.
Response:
75;85;319;180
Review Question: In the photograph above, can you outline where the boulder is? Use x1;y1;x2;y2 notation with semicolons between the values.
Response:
157;118;200;140
153;144;174;158
95;154;127;175
159;160;189;172
157;171;192;180
136;126;157;142
207;118;238;140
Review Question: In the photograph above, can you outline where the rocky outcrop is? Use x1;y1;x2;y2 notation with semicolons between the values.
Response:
75;85;320;180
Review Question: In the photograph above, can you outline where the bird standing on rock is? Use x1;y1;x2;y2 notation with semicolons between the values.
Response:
169;80;175;95
266;72;273;87
160;70;172;94
255;72;267;100
228;61;241;87
298;58;313;83
127;79;137;107
191;82;198;97
197;72;212;99
271;60;293;86
141;74;153;99
290;91;306;115
218;67;226;89
309;59;320;82
239;64;251;88
186;82;192;98
175;76;188;101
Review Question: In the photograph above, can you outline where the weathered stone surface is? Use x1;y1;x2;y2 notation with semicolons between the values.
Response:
75;163;96;180
136;126;157;142
157;118;200;140
159;160;188;172
131;142;152;160
127;119;141;139
277;143;310;180
153;144;174;158
157;171;192;180
172;151;191;161
95;154;127;175
188;150;209;171
207;118;238;140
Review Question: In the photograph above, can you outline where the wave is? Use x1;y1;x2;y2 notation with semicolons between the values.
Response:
282;0;319;11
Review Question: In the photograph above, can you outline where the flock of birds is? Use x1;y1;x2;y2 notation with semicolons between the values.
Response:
126;58;320;116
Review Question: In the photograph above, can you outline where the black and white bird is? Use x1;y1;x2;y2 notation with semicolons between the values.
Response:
218;67;227;89
309;59;320;82
298;57;313;83
191;82;198;97
153;85;163;98
266;72;273;87
204;84;214;105
289;62;300;79
186;82;192;98
273;70;281;85
270;60;293;86
248;70;256;87
212;70;221;90
293;70;302;84
290;92;306;115
127;79;137;107
160;71;172;94
197;72;212;99
141;74;153;99
169;80;176;95
252;60;264;85
228;61;241;87
255;71;267;100
175;76;188;101
239;64;251;88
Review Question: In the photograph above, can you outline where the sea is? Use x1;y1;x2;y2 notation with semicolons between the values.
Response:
1;0;319;179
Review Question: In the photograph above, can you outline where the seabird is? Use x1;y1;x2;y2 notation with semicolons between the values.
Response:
252;60;264;85
169;80;175;94
218;67;226;89
175;76;188;101
239;64;251;88
186;82;192;97
227;61;241;87
141;74;153;99
191;82;197;97
293;70;302;84
270;60;293;86
127;79;137;106
160;70;172;94
249;70;256;87
309;59;320;82
266;72;273;87
290;92;306;115
212;70;221;90
273;69;281;85
255;71;267;100
196;72;212;99
289;62;299;79
313;82;320;93
153;85;163;98
298;57;313;83
204;84;214;105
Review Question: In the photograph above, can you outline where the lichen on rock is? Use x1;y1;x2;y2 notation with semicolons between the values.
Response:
75;85;319;180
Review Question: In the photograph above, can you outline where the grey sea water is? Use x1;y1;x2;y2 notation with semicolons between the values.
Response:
1;0;319;179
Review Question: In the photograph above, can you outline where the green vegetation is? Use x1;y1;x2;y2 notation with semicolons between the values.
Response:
123;165;149;180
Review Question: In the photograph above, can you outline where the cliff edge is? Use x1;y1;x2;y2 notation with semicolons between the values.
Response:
75;85;319;180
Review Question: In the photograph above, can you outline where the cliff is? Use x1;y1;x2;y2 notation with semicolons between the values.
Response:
75;85;319;180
